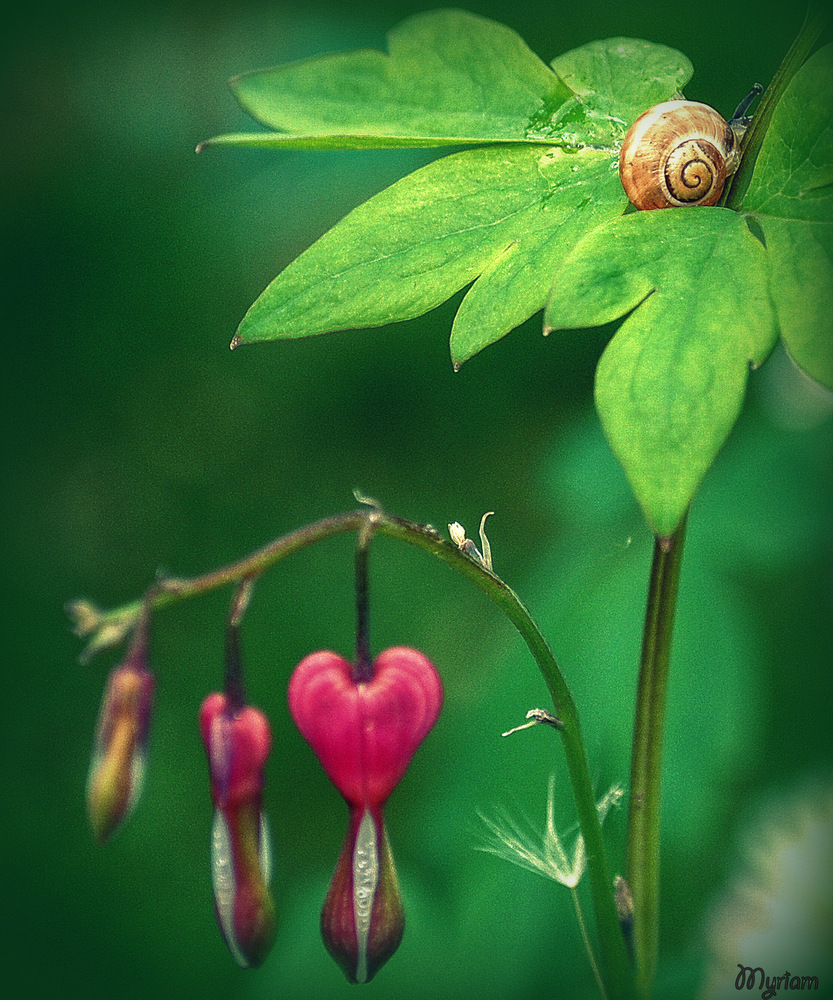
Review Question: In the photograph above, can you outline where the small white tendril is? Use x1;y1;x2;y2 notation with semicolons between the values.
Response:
478;779;624;1000
477;777;624;888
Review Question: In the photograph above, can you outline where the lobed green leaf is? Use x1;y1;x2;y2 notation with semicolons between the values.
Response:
544;210;778;537
221;17;691;357
200;12;689;155
202;11;831;538
206;9;572;150
551;37;693;129
233;145;627;358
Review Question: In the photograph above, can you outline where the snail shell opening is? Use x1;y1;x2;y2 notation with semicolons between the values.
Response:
619;100;737;210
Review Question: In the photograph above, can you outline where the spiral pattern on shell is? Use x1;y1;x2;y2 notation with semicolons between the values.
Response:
619;100;738;210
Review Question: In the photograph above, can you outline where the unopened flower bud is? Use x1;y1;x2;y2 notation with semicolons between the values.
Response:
288;646;442;982
321;806;405;984
86;658;154;844
199;693;276;968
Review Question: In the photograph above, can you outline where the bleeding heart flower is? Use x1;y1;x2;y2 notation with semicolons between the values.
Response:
200;692;276;968
288;646;442;983
87;656;154;844
288;647;443;807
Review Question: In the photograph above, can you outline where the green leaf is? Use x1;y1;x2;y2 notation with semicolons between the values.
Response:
204;9;573;150
204;13;829;541
233;145;628;362
220;18;690;359
551;37;693;128
544;210;777;537
448;150;625;368
743;43;833;390
200;11;689;155
540;42;831;536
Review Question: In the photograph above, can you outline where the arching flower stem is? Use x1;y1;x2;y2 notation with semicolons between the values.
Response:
69;505;635;998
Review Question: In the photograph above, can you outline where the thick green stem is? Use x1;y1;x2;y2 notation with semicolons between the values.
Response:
70;507;635;998
618;7;831;993
626;515;688;996
624;20;826;986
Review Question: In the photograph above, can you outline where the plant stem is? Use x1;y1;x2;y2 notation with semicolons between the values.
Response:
353;513;376;682
70;506;636;998
377;515;635;998
224;576;257;710
626;514;688;996
622;7;831;990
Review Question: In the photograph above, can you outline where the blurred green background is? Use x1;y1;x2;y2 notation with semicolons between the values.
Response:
2;2;831;998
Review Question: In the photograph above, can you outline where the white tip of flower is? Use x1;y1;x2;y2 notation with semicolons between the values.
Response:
448;522;466;548
211;810;247;966
259;811;273;886
478;777;624;889
448;512;495;571
352;807;379;985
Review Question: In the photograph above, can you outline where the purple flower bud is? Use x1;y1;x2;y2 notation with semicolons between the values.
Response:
200;693;276;968
288;646;442;982
86;658;154;844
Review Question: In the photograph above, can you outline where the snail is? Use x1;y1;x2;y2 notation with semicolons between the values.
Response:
619;85;761;210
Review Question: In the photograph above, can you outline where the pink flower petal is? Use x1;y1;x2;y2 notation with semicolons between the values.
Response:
288;646;442;806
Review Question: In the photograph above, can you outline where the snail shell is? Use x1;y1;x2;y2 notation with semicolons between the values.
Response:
619;100;739;210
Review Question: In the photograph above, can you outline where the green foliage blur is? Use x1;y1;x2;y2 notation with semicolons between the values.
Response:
2;2;830;999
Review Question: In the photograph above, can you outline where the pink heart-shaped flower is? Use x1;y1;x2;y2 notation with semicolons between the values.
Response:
288;646;442;806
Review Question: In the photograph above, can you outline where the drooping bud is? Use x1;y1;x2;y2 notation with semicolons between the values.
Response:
288;646;442;983
321;806;405;984
86;653;154;844
199;692;276;968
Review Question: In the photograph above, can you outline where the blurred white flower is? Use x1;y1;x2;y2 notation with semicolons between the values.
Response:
700;777;833;999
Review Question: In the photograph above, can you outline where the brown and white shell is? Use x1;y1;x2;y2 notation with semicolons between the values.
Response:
619;100;739;210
